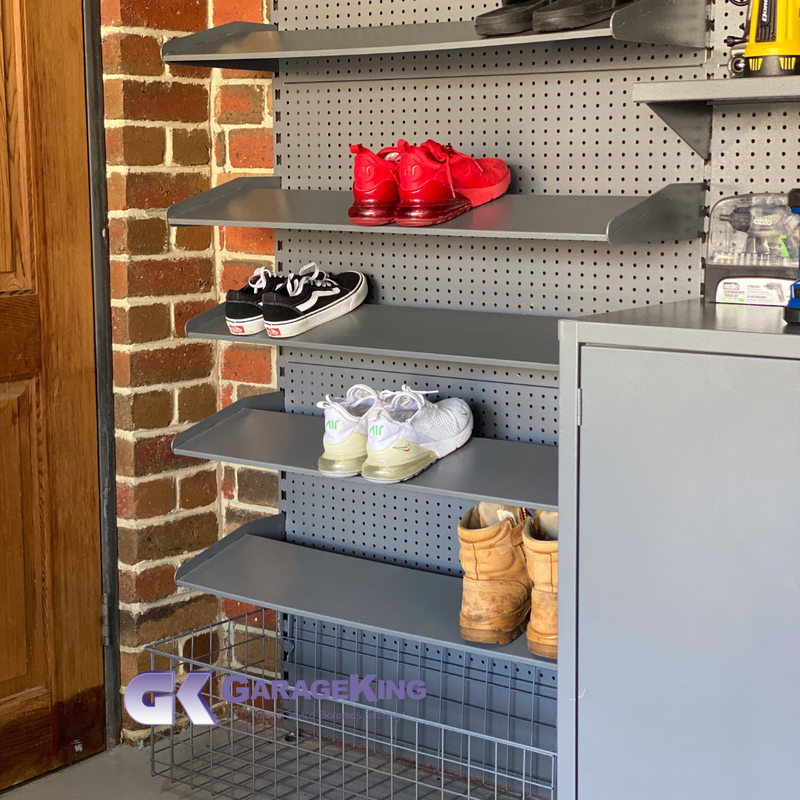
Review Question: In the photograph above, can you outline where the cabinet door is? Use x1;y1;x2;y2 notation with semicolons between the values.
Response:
577;346;800;800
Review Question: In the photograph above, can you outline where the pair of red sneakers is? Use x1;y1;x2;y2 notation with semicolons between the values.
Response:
348;139;511;227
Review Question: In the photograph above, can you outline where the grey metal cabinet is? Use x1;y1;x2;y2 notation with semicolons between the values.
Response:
558;300;800;800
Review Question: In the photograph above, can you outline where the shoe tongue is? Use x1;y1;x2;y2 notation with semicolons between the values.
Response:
346;385;376;409
378;147;401;162
477;502;520;528
391;392;421;413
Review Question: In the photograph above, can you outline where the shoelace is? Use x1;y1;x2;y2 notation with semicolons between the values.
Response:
284;262;336;297
385;384;438;411
247;266;272;292
437;144;483;199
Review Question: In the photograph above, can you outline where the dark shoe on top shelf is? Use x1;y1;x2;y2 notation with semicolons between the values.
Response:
531;0;636;32
475;0;552;37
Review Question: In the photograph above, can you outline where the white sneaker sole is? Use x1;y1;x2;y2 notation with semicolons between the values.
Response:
226;315;263;336
264;276;368;339
362;424;473;483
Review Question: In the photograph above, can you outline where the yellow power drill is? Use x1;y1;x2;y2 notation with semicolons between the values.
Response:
726;0;800;77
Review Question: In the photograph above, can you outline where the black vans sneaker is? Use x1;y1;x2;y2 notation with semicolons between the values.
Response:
261;263;368;338
225;267;282;335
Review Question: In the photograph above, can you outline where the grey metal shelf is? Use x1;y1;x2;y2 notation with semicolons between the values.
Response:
176;515;557;669
161;1;706;70
168;178;705;244
186;303;561;371
172;391;559;511
633;77;800;159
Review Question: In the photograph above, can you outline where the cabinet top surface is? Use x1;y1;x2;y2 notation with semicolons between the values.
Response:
564;299;800;359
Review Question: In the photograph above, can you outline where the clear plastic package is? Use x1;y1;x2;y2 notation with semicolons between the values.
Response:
706;193;800;306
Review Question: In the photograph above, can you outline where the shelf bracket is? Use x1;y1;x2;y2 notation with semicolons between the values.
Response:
607;183;706;245
646;101;712;160
612;0;709;49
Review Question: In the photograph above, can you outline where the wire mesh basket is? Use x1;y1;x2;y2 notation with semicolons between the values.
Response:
147;610;557;800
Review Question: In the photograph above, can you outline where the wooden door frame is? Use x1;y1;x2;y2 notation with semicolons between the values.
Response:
82;0;121;747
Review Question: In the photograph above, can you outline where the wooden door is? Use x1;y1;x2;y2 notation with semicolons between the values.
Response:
0;0;105;787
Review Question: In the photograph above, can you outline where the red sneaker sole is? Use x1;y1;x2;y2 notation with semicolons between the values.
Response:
348;202;397;226
394;196;472;227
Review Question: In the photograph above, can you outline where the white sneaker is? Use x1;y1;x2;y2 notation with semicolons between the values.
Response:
316;385;382;476
361;386;473;483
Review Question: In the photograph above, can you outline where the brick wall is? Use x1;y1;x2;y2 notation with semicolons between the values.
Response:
101;0;278;743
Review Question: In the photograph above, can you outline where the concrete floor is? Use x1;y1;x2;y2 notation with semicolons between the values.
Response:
1;746;211;800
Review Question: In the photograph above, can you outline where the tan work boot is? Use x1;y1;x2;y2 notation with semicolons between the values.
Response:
523;510;559;658
458;503;532;644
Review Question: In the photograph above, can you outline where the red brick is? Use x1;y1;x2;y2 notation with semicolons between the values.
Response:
220;66;273;80
215;85;264;125
222;226;274;255
181;629;222;665
119;172;209;211
228;128;274;169
105;79;208;124
117;477;175;520
224;505;266;533
220;260;268;292
180;469;217;510
115;390;173;431
222;466;235;499
172;129;211;166
119;564;177;604
119;257;214;297
175;226;212;252
117;343;214;388
102;33;163;76
237;467;278;507
215;131;226;166
116;432;205;478
222;598;277;629
106;126;165;167
111;303;171;344
103;0;208;32
220;383;234;408
214;0;263;26
106;174;127;212
221;344;272;384
118;511;218;563
113;350;131;387
119;595;219;648
178;383;217;424
235;383;271;400
109;216;168;256
120;648;172;687
174;298;216;338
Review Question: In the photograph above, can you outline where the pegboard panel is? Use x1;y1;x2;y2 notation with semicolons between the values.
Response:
282;472;472;573
275;0;498;28
281;346;559;387
280;360;559;444
277;235;700;315
276;67;703;195
710;104;800;201
280;40;704;82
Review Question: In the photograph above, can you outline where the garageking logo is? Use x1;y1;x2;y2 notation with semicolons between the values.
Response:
125;672;426;726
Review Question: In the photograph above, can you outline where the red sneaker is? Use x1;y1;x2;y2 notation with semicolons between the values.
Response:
348;144;401;226
394;139;511;227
